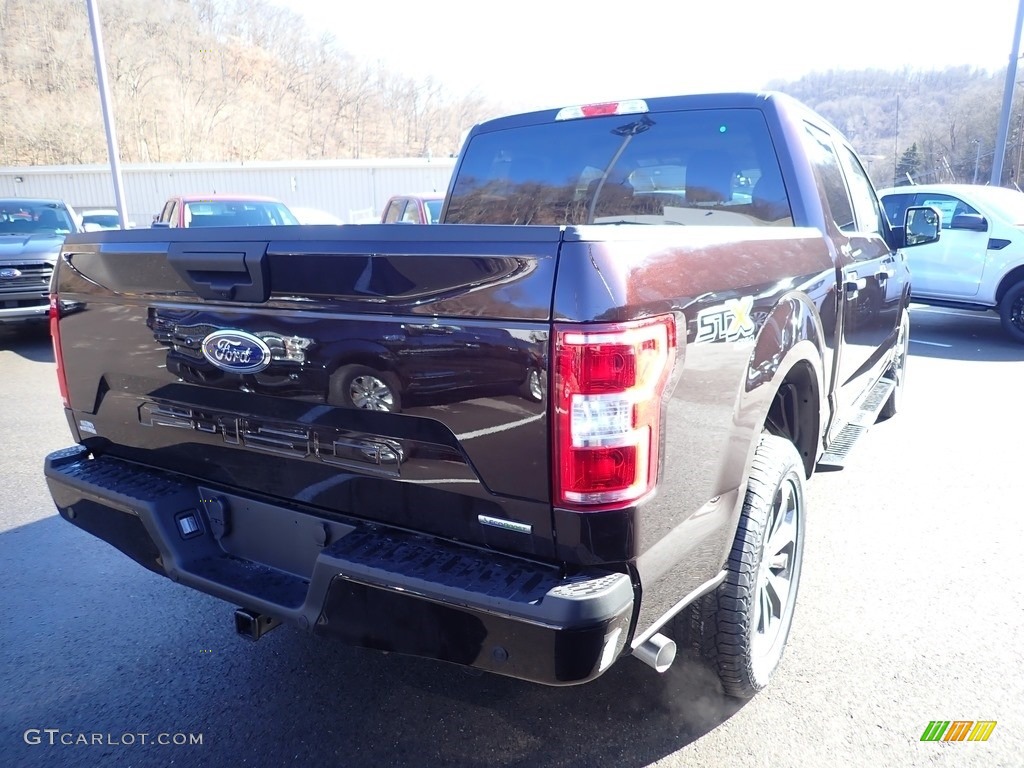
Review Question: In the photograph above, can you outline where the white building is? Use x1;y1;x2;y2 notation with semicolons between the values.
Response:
0;158;458;226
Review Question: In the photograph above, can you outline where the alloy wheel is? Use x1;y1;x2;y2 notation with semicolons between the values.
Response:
752;476;801;659
1012;294;1024;332
528;369;543;401
349;375;396;411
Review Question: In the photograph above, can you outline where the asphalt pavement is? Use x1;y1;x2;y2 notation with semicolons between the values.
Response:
1;306;1021;768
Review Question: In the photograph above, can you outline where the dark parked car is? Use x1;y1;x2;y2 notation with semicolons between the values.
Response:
146;309;545;412
0;198;80;328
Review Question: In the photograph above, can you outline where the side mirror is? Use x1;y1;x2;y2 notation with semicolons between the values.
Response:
904;206;941;247
950;213;988;232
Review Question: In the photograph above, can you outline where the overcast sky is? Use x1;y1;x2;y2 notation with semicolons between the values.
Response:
277;0;1023;112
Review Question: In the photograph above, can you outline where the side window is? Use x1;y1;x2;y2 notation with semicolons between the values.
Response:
839;145;883;235
168;201;180;228
881;193;914;228
424;201;442;224
159;200;174;224
917;194;979;229
383;200;404;223
802;123;855;232
401;202;423;224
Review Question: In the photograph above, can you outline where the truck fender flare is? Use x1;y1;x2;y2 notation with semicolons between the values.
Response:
734;293;828;483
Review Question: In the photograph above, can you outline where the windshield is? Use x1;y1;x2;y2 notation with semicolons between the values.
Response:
83;213;120;228
446;108;791;226
0;201;76;235
183;200;299;226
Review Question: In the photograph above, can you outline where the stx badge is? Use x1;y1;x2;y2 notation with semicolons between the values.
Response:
694;297;756;343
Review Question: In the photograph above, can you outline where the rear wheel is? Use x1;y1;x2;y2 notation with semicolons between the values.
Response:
329;365;401;412
998;280;1024;344
520;368;544;402
679;434;805;699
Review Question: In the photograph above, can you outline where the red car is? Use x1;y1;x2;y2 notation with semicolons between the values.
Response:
380;193;444;224
153;194;298;228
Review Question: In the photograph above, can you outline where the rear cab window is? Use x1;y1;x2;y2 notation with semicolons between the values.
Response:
446;108;793;226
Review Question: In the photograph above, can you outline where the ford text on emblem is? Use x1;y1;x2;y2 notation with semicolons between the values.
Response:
0;268;23;280
200;330;272;374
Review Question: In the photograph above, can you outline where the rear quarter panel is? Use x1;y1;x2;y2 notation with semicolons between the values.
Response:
552;224;834;631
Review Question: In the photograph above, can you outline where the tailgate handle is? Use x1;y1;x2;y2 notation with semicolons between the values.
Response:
168;242;269;302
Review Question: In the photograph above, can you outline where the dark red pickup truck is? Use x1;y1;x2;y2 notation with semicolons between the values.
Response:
44;92;939;697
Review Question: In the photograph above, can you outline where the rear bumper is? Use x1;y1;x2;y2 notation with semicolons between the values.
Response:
44;446;634;685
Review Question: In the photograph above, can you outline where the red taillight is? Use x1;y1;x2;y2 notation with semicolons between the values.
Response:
553;315;677;510
50;294;69;408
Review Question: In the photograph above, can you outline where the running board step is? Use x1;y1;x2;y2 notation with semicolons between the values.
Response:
817;378;895;471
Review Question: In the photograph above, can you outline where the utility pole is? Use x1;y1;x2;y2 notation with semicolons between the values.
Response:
86;0;129;229
973;140;982;184
992;0;1024;186
893;94;900;187
1017;108;1024;187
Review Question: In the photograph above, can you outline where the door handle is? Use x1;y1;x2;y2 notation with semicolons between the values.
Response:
168;242;269;302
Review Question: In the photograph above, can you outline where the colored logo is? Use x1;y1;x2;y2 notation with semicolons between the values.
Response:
920;720;997;742
200;330;271;374
0;268;23;280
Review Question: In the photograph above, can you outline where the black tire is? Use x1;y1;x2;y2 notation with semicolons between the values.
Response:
329;365;402;412
678;434;805;699
877;310;909;422
998;280;1024;344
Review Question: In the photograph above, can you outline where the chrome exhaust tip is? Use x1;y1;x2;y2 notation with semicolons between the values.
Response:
632;632;677;673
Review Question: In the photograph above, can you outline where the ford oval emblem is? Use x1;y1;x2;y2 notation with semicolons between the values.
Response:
200;330;272;374
0;268;23;280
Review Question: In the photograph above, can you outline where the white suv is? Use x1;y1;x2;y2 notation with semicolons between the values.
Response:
879;184;1024;343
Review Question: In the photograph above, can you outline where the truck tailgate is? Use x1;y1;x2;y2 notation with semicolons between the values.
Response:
53;224;560;559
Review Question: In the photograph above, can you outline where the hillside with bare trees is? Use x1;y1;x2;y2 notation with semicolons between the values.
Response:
770;67;1023;188
2;0;1022;189
0;0;502;165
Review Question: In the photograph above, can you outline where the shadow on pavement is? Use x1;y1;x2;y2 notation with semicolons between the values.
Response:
908;306;1024;362
2;512;748;768
0;325;54;362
